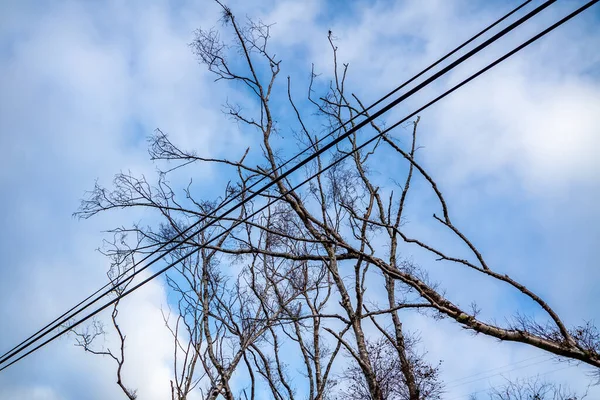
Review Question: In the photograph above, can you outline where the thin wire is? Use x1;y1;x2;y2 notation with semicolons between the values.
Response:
445;358;554;389
2;0;591;372
444;354;549;385
0;0;542;366
446;364;578;400
381;0;597;135
0;0;533;365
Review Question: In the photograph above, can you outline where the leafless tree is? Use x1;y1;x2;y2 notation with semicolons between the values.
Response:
337;336;442;400
69;233;140;400
73;2;599;399
470;376;588;400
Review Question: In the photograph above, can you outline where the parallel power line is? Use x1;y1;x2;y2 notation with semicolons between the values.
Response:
0;0;537;368
0;0;571;371
445;357;555;390
443;354;550;386
5;0;598;371
446;363;579;400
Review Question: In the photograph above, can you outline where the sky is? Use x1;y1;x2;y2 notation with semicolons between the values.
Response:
0;0;599;399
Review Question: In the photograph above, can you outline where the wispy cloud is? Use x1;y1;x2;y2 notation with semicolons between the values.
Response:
1;0;598;398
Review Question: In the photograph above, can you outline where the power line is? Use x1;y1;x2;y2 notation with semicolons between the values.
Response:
0;0;574;371
0;0;535;366
3;0;593;372
444;354;550;385
445;357;555;390
446;364;578;400
0;0;540;367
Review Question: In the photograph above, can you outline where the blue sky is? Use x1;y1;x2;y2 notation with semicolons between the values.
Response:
0;0;599;399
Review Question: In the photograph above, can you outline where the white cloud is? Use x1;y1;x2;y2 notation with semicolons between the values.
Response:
428;61;600;193
0;386;63;400
1;0;599;398
0;0;247;398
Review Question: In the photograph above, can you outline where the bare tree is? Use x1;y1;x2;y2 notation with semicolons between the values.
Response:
337;336;442;400
470;376;588;400
74;2;599;399
69;233;140;400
